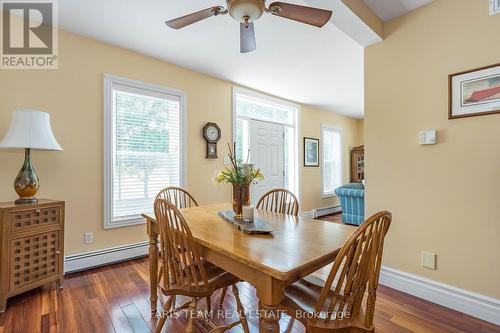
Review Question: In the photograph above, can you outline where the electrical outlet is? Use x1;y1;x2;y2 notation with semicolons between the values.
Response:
84;232;93;244
223;156;230;165
422;251;436;270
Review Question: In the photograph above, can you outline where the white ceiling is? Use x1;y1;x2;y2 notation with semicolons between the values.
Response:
363;0;433;22
58;0;366;118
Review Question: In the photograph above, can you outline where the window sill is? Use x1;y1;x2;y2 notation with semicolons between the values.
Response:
321;193;338;199
104;216;147;229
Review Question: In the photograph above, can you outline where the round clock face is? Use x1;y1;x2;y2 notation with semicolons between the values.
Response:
206;125;219;141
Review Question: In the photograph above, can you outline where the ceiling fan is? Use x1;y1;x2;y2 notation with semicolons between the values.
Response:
165;0;333;53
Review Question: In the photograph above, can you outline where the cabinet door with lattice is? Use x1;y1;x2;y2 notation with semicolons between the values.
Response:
9;230;61;293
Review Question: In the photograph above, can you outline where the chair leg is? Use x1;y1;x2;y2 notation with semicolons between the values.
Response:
206;296;212;314
165;295;175;312
258;301;263;329
219;286;228;308
232;285;250;333
155;295;176;333
171;295;176;310
284;318;294;333
185;298;197;333
155;311;168;333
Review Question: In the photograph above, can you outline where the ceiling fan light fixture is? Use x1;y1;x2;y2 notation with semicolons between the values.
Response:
228;0;265;23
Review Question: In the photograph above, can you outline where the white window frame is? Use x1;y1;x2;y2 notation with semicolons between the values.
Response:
103;74;187;229
491;0;500;15
232;87;301;206
321;124;344;198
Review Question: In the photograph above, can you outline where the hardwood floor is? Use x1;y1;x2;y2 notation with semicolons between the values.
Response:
317;212;343;224
0;258;498;333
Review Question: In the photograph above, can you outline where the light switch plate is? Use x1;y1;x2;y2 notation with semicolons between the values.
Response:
422;251;436;270
419;130;436;145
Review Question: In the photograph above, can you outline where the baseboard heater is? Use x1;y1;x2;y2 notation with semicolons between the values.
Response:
313;205;341;218
64;241;149;274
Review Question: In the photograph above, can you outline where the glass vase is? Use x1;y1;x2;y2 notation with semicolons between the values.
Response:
232;183;250;219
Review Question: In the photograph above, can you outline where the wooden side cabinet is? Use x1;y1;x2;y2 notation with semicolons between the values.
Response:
350;145;365;183
0;199;65;312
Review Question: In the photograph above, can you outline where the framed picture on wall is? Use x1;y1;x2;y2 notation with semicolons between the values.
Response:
449;63;500;119
303;137;319;167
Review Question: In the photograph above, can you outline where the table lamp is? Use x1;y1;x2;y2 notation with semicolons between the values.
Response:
0;110;63;204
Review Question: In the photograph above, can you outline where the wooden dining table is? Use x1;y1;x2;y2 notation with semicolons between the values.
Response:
143;203;356;333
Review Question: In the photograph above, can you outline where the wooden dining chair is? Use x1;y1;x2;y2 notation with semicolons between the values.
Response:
277;211;392;333
155;187;200;309
156;186;199;209
256;188;299;216
154;198;250;333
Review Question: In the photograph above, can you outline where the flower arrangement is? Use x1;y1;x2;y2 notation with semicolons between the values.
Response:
213;143;264;185
214;143;264;218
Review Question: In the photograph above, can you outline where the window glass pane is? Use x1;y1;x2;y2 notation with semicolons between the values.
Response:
235;93;294;125
235;118;249;162
323;128;342;195
112;88;180;220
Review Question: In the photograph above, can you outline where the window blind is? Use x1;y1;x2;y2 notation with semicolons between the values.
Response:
110;83;181;223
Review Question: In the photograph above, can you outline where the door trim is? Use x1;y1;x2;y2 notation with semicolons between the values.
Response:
232;86;302;210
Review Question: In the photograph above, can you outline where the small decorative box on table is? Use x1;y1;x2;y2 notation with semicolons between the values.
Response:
0;199;65;312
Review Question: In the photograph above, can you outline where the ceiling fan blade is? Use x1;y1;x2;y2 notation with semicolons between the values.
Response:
268;2;332;27
240;22;256;53
165;6;225;29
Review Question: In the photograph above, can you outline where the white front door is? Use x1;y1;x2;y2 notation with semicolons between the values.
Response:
249;119;284;205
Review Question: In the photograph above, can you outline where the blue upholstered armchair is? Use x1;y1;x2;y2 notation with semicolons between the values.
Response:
335;183;365;226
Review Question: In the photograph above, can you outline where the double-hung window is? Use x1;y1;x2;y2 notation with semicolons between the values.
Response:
104;75;186;228
322;124;343;197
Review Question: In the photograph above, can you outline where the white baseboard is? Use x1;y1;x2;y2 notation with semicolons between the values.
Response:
301;211;315;218
301;205;342;219
64;241;149;274
314;205;341;218
380;266;500;325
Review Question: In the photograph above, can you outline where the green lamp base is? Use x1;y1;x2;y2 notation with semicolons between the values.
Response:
15;197;38;205
14;148;40;205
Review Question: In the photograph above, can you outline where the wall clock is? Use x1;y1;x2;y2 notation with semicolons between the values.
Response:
202;122;221;158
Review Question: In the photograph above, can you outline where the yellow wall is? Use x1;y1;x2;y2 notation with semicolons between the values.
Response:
357;119;364;145
301;106;362;211
365;0;500;298
0;28;361;255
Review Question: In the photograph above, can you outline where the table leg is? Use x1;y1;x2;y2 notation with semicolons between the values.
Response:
0;296;6;313
259;302;281;333
148;219;159;316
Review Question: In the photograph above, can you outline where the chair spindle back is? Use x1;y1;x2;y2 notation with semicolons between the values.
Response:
156;186;199;209
256;188;299;216
315;211;392;327
154;198;208;291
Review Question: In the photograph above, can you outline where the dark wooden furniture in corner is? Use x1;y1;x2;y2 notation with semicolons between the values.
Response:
0;199;65;313
350;145;365;183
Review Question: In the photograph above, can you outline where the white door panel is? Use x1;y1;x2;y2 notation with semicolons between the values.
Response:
249;120;284;205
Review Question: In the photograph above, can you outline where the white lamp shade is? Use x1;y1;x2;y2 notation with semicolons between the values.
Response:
0;110;63;150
